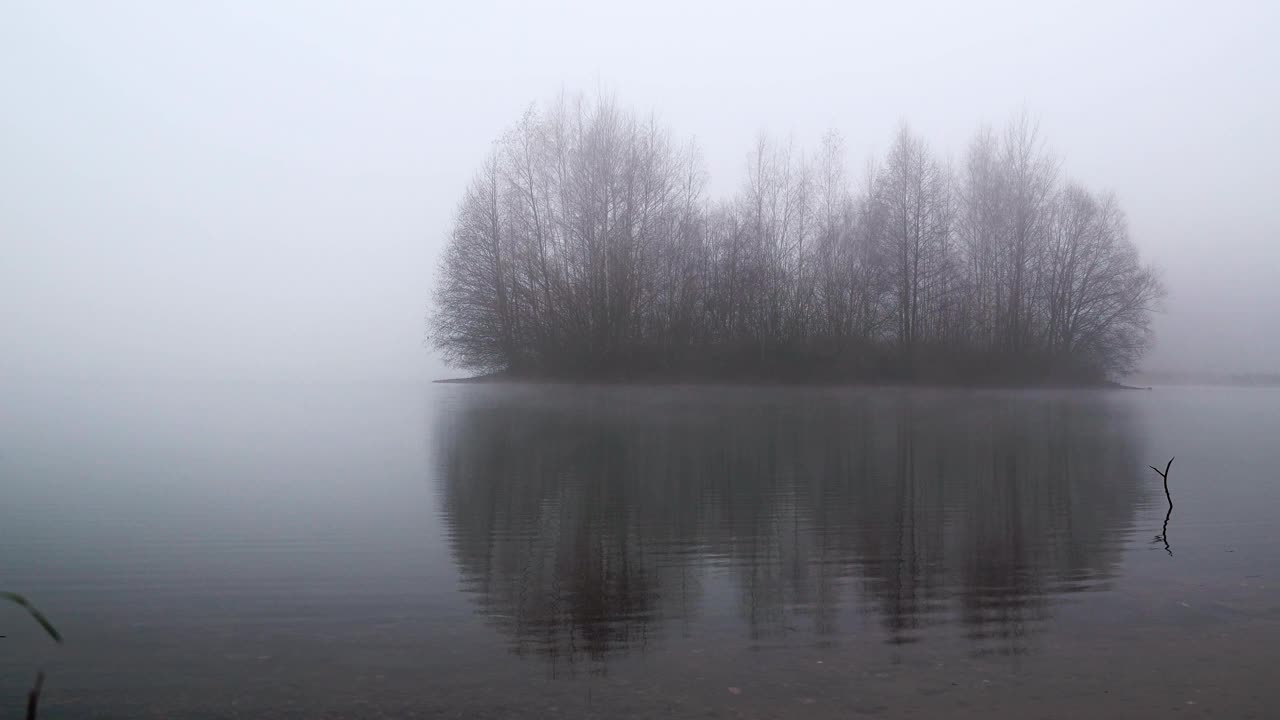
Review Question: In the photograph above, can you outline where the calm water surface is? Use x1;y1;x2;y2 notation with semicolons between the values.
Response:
1;381;1278;718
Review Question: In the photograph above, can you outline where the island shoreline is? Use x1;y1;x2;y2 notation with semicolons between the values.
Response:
434;372;1152;390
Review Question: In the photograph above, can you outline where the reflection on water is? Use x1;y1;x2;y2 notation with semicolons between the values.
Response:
437;387;1145;671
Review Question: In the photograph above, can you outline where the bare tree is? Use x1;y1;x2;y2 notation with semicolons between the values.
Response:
873;125;951;360
430;151;518;372
429;95;1163;383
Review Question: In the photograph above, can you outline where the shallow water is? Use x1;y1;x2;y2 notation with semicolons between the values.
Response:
2;381;1278;718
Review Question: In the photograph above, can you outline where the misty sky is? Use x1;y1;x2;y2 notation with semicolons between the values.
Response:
3;0;1277;382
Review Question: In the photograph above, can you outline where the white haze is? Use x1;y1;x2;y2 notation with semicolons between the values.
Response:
3;0;1277;383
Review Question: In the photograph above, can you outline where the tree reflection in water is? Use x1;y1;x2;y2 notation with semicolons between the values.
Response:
437;387;1144;672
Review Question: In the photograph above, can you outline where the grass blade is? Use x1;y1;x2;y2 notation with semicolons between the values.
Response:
1;592;62;644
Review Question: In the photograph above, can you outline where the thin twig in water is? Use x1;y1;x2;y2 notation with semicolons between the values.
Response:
1149;457;1175;556
1148;457;1174;507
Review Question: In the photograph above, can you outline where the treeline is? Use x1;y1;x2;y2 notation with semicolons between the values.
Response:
430;94;1164;383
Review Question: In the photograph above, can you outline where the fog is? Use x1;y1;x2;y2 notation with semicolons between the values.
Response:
3;0;1277;384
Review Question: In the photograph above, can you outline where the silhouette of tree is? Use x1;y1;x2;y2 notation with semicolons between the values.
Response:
430;94;1165;383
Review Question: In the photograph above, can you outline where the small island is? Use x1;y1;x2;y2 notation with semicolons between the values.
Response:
430;96;1163;386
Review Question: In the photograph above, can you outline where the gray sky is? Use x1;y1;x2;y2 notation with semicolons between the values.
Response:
3;0;1277;382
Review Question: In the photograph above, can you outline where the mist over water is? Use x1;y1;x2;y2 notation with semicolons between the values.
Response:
4;2;1280;717
4;380;1279;716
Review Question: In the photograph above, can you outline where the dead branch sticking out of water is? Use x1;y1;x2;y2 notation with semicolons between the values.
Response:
1149;457;1174;556
1149;457;1174;507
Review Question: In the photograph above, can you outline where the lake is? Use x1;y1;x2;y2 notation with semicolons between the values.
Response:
2;381;1278;718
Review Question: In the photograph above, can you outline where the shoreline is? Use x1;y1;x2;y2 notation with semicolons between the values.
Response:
434;373;1152;391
